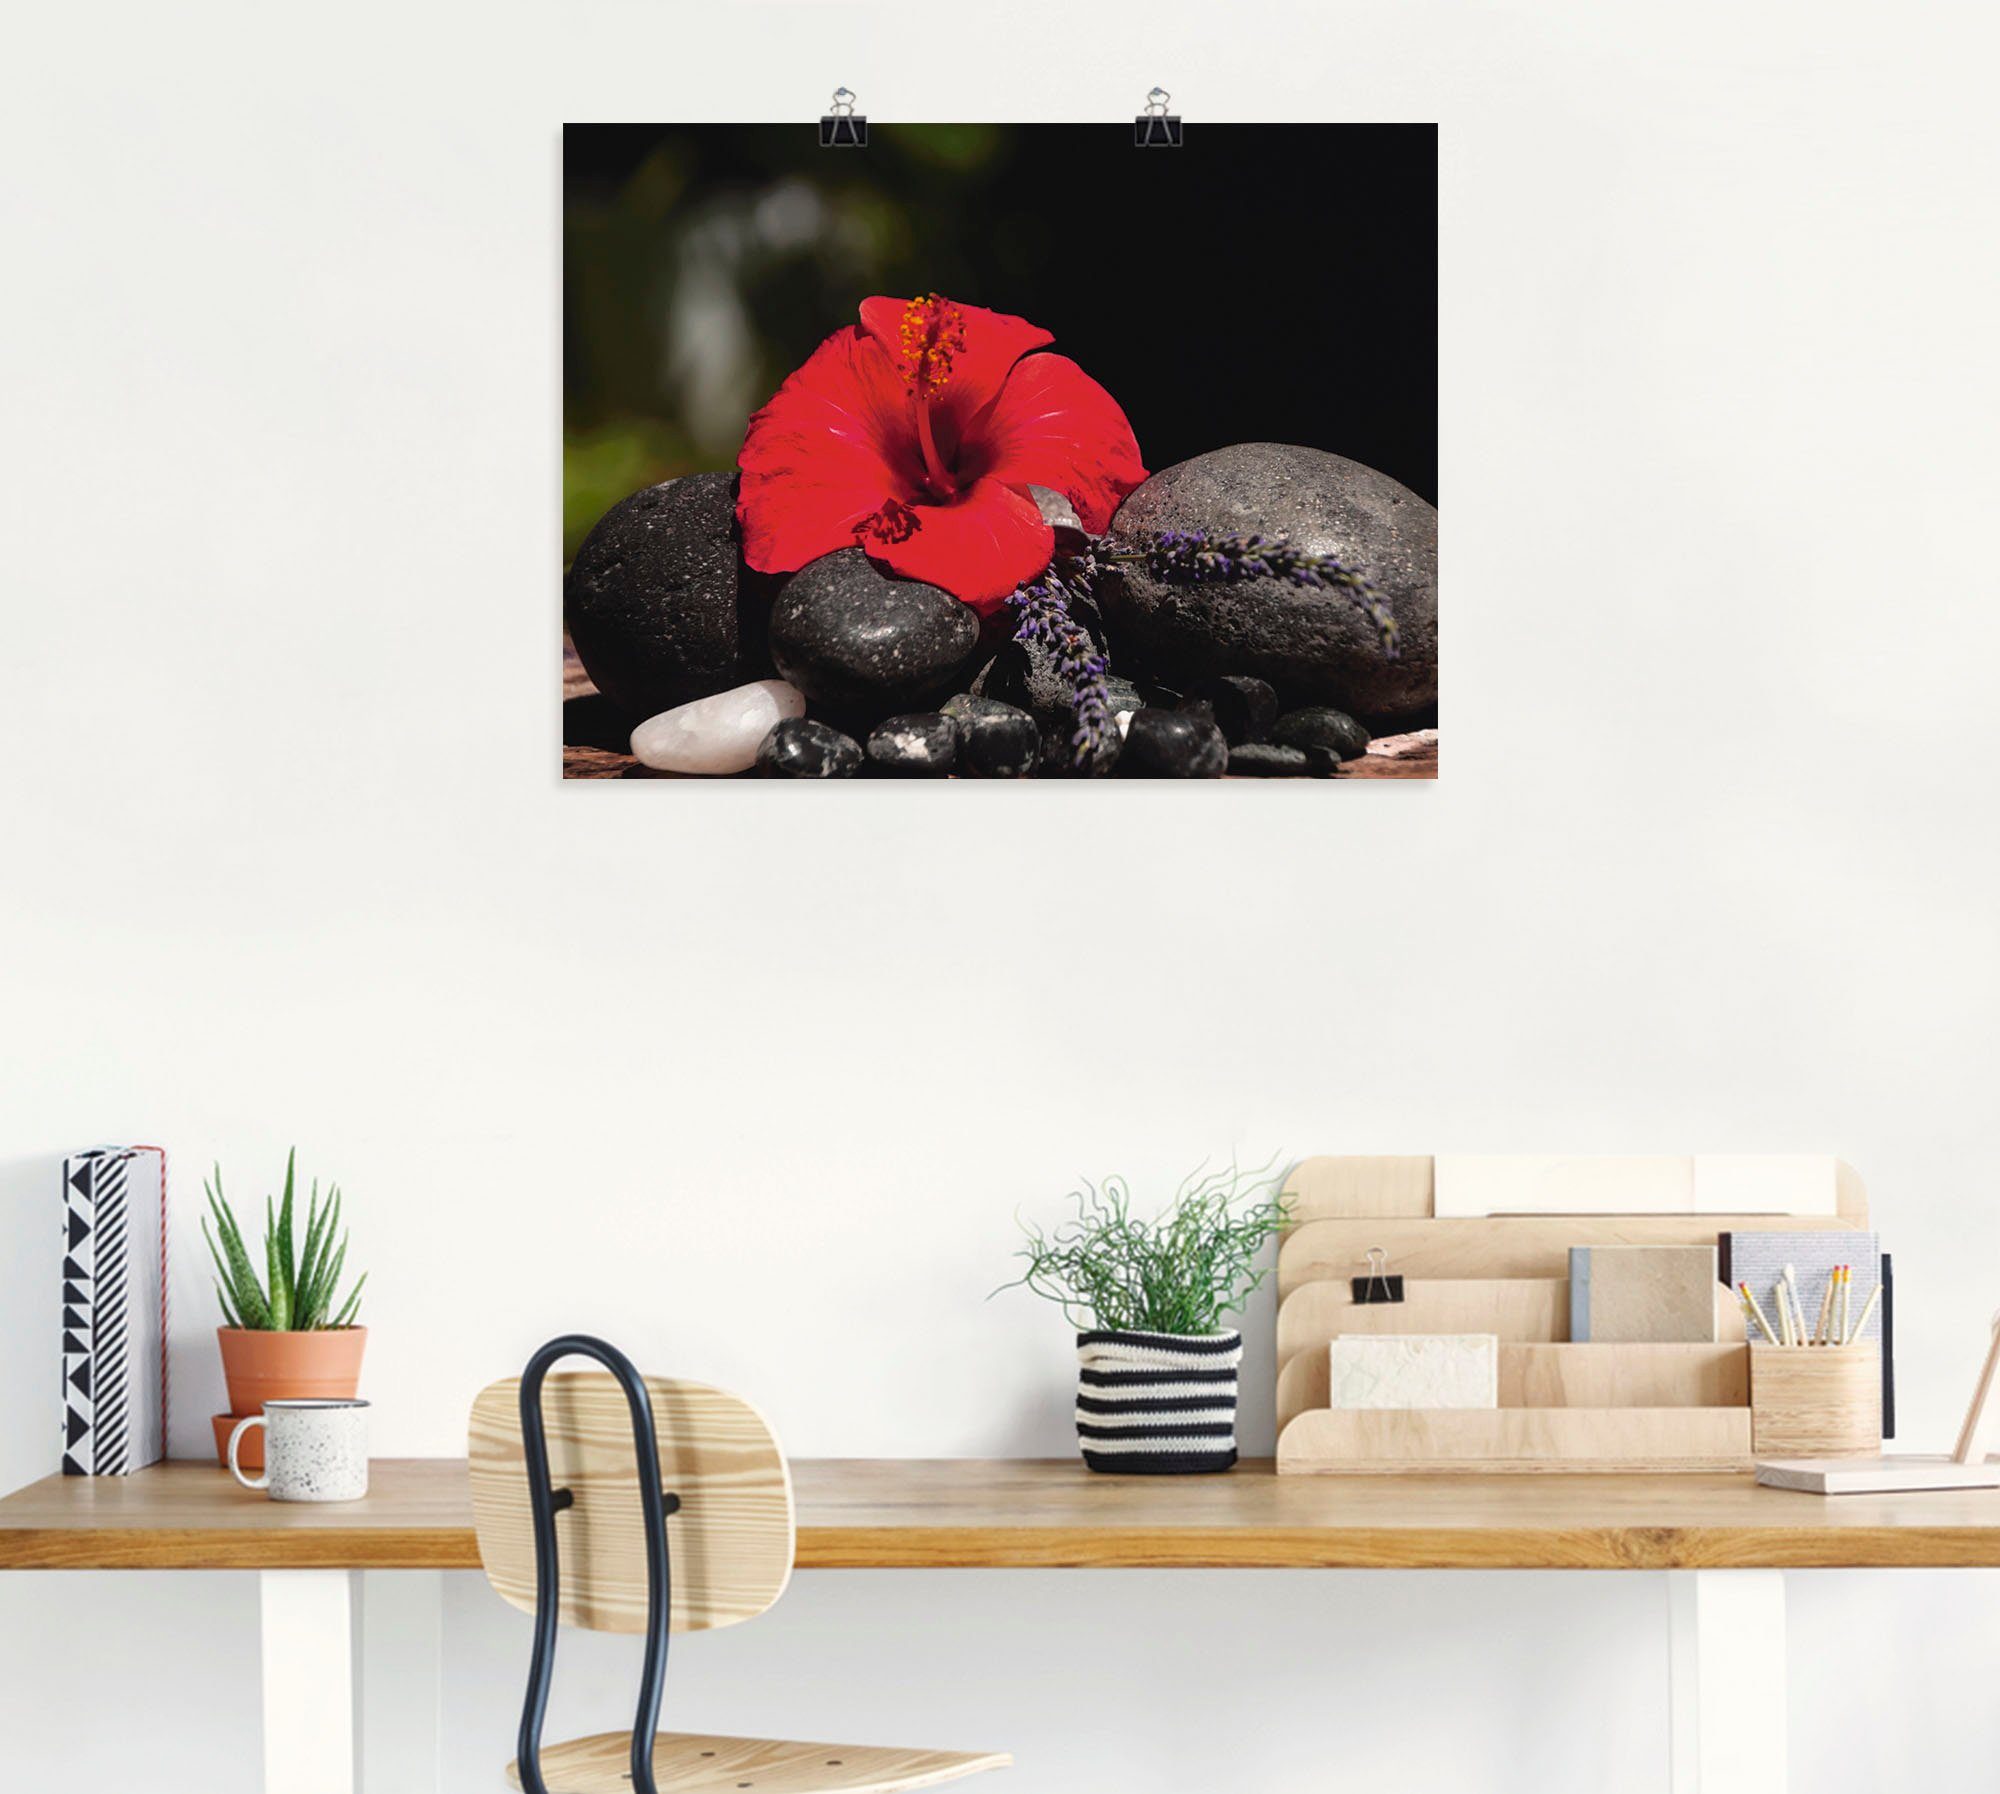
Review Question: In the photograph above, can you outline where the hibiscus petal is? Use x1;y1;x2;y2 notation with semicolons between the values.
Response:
865;477;1054;612
857;295;1054;434
977;353;1148;533
737;325;918;574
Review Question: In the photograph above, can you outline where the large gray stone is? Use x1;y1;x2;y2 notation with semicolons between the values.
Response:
564;473;774;721
769;550;981;721
1100;444;1437;724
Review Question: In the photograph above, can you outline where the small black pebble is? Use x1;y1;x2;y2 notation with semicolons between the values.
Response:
866;713;958;776
1181;675;1279;745
940;693;1018;727
1117;709;1227;778
1036;713;1122;778
957;706;1040;778
1227;742;1313;777
756;717;862;778
1272;705;1371;763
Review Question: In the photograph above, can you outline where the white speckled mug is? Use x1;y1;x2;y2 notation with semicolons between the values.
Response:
228;1399;369;1502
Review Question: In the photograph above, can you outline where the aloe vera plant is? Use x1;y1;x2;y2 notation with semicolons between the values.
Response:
202;1149;366;1331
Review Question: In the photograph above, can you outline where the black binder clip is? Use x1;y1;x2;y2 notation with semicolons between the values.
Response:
1351;1246;1405;1305
1135;87;1182;147
820;87;867;148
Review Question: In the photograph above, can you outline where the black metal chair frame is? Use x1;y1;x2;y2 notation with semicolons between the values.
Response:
515;1335;681;1794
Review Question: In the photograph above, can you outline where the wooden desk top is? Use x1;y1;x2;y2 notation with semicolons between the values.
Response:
5;1458;2000;1572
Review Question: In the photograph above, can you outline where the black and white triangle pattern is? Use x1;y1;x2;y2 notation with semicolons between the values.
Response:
61;1154;103;1474
60;1149;160;1476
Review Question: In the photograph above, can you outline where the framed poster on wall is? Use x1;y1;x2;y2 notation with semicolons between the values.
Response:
563;123;1437;779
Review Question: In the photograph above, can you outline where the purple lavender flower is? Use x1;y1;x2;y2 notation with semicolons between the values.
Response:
998;526;1396;769
1135;531;1398;656
1006;563;1115;769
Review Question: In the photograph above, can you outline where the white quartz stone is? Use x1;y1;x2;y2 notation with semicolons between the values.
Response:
629;679;806;775
1328;1334;1499;1409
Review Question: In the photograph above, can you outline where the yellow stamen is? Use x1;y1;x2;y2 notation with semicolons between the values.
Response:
897;293;967;396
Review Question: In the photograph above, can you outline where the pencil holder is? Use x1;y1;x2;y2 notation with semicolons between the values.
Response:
1750;1344;1882;1457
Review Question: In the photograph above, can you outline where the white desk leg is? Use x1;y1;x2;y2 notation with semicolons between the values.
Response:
1668;1570;1787;1794
260;1570;358;1794
357;1570;444;1794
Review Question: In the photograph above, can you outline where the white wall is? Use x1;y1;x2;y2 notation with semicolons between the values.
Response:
5;0;1999;1788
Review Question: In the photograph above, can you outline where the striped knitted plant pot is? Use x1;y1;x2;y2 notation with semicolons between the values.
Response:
1075;1329;1243;1474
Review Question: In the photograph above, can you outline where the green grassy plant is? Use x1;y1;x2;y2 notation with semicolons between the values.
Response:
1001;1159;1289;1334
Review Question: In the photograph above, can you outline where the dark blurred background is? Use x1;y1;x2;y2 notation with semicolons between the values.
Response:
565;124;1437;562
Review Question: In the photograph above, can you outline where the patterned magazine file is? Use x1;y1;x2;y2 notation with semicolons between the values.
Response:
61;1148;167;1475
1721;1230;1881;1343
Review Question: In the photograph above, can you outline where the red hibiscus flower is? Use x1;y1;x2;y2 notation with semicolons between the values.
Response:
736;294;1146;612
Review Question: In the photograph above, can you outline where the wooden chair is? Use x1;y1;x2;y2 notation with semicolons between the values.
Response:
469;1336;1011;1794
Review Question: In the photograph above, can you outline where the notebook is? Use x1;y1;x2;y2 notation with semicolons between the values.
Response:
60;1148;167;1475
1570;1245;1719;1342
1720;1230;1881;1345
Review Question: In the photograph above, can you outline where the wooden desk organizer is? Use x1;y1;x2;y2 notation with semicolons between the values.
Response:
1749;1344;1883;1458
1275;1155;1873;1475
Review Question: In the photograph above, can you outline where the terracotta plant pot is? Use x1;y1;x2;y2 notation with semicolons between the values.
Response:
213;1413;265;1470
213;1327;367;1466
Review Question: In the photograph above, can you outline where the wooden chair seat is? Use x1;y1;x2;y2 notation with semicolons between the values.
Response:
506;1730;1010;1794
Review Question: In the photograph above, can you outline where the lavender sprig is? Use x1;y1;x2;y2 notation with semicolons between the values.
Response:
1111;530;1399;658
1000;528;1397;767
1006;560;1114;768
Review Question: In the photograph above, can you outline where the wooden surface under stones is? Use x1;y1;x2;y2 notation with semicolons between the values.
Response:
561;642;1438;780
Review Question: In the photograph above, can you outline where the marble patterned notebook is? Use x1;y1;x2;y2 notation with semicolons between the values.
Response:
1328;1335;1499;1409
1569;1244;1720;1342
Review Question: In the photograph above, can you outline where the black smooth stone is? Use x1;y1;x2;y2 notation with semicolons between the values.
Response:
1116;709;1227;779
1227;743;1313;777
941;693;1021;727
956;706;1041;778
1180;675;1279;745
769;550;980;721
564;473;774;720
1036;712;1122;778
1100;444;1437;724
1273;705;1372;766
866;713;959;776
756;718;862;779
